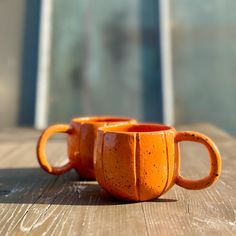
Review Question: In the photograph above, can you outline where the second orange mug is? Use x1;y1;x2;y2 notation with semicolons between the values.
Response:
94;123;221;201
37;116;136;179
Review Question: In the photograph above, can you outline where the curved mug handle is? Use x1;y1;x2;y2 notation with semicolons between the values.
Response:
37;124;74;175
175;131;221;190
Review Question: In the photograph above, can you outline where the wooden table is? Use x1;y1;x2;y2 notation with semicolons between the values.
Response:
0;124;235;235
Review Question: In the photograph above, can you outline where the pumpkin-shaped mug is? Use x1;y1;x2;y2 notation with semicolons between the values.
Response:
94;123;221;201
37;116;137;179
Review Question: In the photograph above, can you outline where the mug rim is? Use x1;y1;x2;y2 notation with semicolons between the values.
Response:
71;116;136;124
98;123;176;134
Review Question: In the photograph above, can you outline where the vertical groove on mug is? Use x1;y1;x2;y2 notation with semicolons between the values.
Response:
78;123;83;177
100;132;106;188
161;132;170;195
135;133;141;201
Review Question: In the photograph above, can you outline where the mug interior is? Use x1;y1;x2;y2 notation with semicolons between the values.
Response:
99;123;174;133
72;116;134;124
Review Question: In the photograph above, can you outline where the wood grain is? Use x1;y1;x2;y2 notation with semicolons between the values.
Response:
0;123;235;235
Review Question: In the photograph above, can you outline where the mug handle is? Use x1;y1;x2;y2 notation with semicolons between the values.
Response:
37;124;74;175
175;131;221;190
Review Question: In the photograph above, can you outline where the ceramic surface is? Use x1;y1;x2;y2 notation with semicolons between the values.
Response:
94;123;221;201
37;116;136;179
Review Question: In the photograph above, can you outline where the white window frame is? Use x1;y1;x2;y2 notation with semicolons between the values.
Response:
35;0;174;129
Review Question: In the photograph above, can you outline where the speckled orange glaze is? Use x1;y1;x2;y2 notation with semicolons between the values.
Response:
94;124;221;201
37;116;136;179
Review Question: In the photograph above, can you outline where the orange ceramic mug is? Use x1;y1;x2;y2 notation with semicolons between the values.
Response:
37;116;136;179
94;123;221;201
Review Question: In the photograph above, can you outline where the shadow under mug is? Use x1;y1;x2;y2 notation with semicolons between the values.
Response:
37;116;137;179
94;123;221;201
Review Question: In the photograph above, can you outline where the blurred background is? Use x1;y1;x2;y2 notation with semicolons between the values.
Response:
0;0;236;135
